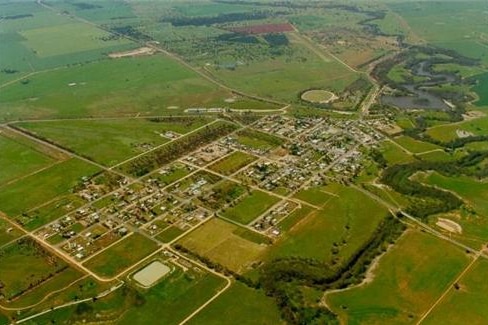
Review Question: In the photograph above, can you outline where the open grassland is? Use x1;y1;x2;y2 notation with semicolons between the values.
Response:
188;282;283;325
83;233;159;278
0;218;23;247
0;238;68;300
221;190;280;225
208;151;257;175
423;259;488;324
391;2;488;64
417;150;457;162
19;22;133;58
393;136;442;154
209;41;358;102
421;172;488;217
0;55;229;121
327;230;471;324
0;158;100;217
17;117;212;166
426;116;488;142
270;184;388;264
0;134;54;186
0;3;136;82
379;140;416;165
178;218;268;273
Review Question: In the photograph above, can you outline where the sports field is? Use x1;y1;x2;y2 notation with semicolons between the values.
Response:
327;230;471;324
178;218;268;272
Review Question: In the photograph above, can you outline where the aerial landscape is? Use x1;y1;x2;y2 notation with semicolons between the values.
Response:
0;0;487;324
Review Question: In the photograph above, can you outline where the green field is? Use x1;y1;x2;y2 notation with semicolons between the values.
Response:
155;226;185;243
0;218;23;247
208;151;257;175
0;55;229;120
188;282;283;325
426;116;488;142
327;230;471;324
17;118;211;166
0;134;54;186
221;190;280;225
472;73;488;107
0;158;100;217
269;185;388;263
236;129;284;151
423;259;488;324
83;233;159;278
379;140;416;165
0;238;68;300
178;218;267;272
393;136;442;154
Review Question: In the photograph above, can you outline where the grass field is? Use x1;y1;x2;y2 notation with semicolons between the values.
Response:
236;129;284;151
221;190;280;225
472;72;488;107
0;238;68;300
188;282;283;325
0;134;54;186
0;55;230;120
379;140;416;165
327;230;471;324
155;226;185;243
17;118;211;166
83;233;159;278
178;218;267;272
301;89;335;103
0;158;100;218
269;184;388;263
393;136;442;154
426;116;488;142
208;151;257;175
0;218;23;247
422;259;488;324
417;150;457;162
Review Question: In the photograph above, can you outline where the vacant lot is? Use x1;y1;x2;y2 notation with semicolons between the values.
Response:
178;218;268;272
0;218;23;247
0;134;54;186
0;158;100;217
236;129;284;151
422;259;488;324
221;190;280;225
83;233;159;278
17;118;211;166
327;230;470;324
208;151;257;175
188;282;283;325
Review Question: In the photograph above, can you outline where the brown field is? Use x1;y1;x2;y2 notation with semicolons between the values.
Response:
230;23;295;35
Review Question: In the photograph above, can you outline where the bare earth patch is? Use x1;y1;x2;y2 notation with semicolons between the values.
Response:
108;47;155;58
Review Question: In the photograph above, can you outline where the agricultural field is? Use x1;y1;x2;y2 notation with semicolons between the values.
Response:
422;259;488;324
0;158;100;217
269;184;388;263
83;233;159;278
0;55;230;121
0;218;23;247
0;238;68;300
393;136;442;154
327;230;471;324
16;117;212;166
221;190;280;225
426;116;488;142
188;282;283;325
177;218;268;272
378;140;416;165
0;133;55;186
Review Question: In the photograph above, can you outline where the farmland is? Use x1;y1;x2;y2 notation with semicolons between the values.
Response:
177;218;268;272
0;0;487;324
16;117;212;166
327;230;471;324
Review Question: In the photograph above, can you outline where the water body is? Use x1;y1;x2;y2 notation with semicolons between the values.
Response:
381;61;455;110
